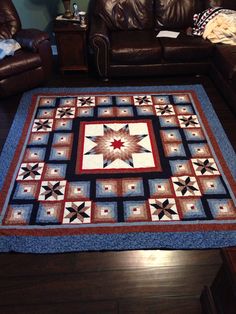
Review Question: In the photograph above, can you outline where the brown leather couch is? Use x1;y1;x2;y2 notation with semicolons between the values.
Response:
89;0;236;112
0;0;53;98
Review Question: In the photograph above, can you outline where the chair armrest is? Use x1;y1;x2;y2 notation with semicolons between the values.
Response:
0;25;12;39
89;16;110;79
13;29;50;52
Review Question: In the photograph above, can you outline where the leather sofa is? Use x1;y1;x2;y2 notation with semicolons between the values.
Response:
0;0;52;98
89;0;236;113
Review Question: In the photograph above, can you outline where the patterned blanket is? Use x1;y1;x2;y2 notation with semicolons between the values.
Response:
203;11;236;45
192;7;235;37
0;39;21;60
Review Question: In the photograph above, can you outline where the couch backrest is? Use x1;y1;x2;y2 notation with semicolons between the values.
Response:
203;0;236;10
90;0;236;32
0;0;21;39
93;0;154;30
154;0;203;30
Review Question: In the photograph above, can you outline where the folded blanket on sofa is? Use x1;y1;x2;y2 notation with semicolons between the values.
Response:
192;7;223;36
0;39;21;60
192;7;234;36
203;11;236;45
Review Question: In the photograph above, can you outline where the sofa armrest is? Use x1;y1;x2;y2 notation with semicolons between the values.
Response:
13;29;50;52
89;15;110;47
89;16;110;79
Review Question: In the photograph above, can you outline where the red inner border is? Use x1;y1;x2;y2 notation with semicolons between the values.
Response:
76;119;162;174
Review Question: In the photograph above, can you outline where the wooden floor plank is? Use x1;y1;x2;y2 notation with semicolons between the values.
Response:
0;297;202;314
0;300;118;314
118;297;202;314
0;250;221;277
0;264;220;306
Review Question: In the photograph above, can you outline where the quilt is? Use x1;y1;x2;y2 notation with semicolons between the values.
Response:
0;85;235;252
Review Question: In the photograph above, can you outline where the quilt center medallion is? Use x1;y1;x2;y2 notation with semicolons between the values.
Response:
76;120;161;174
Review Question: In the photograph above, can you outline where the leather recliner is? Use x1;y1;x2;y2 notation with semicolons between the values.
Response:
0;0;53;97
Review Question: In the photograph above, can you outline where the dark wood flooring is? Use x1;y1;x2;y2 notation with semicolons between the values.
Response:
0;71;235;314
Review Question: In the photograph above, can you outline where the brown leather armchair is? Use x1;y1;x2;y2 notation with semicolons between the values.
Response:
0;0;53;97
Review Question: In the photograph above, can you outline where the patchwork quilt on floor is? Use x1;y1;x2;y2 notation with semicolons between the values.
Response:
0;85;235;252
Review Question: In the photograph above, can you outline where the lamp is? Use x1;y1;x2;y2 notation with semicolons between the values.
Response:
62;0;73;19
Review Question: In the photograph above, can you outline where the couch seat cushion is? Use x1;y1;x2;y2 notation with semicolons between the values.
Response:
0;49;41;80
160;34;214;62
213;45;236;81
111;30;162;65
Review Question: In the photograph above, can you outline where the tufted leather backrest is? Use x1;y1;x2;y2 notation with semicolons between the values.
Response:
0;0;21;39
203;0;236;10
93;0;154;30
155;0;203;30
90;0;236;31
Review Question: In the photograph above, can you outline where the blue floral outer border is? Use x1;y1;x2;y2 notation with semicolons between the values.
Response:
0;231;236;253
0;85;235;253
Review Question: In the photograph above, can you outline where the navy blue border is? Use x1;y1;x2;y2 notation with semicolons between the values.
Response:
0;85;235;253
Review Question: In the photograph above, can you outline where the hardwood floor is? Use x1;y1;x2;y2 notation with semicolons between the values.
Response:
0;71;235;313
0;250;221;313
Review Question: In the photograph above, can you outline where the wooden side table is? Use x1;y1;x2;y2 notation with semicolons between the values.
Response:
53;19;88;73
201;247;236;314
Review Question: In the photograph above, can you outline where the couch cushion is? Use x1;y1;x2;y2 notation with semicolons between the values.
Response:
95;0;154;30
111;30;162;65
155;0;202;30
213;45;236;81
0;49;42;79
159;34;214;61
